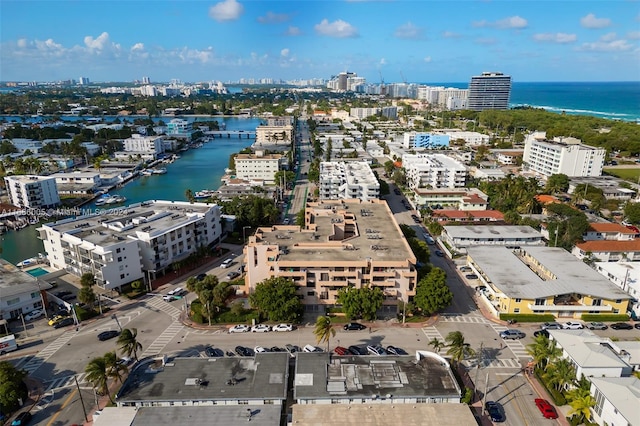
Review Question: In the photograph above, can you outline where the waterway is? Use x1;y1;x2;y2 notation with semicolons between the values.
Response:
0;117;262;266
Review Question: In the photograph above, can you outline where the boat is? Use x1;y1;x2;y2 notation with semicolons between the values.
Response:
17;253;45;268
194;189;216;199
105;195;127;204
151;168;167;174
140;169;153;176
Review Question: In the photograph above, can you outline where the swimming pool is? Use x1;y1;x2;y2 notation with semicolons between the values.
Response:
26;267;49;277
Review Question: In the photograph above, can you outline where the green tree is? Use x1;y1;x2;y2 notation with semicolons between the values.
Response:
185;188;195;203
428;338;444;353
545;173;570;194
413;268;453;315
249;277;303;322
80;272;95;287
78;286;97;307
336;285;383;321
313;316;336;352
186;275;221;324
0;361;28;412
445;331;476;365
566;378;596;424
104;351;127;384
427;221;443;236
117;328;143;361
85;356;113;403
624;201;640;224
526;334;561;371
546;203;589;249
543;358;576;391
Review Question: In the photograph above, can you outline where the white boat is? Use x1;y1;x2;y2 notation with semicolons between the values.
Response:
140;169;153;176
152;168;167;174
194;190;216;199
105;195;127;204
17;258;37;268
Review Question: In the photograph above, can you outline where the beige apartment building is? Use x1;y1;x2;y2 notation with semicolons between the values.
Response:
243;199;417;311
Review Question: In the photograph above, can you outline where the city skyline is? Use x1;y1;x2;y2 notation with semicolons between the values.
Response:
1;0;639;83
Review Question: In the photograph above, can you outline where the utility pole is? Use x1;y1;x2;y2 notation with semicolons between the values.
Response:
75;375;89;422
20;314;28;338
482;371;489;412
474;342;484;401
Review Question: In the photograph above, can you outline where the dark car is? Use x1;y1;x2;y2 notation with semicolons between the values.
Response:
235;346;254;357
348;345;368;355
465;274;479;280
97;330;119;341
343;322;366;331
61;293;76;301
394;188;401;195
270;346;285;352
285;344;300;356
204;346;224;357
635;323;640;330
54;290;71;297
435;250;444;257
196;273;207;281
485;401;505;422
53;317;74;329
533;329;550;338
11;412;32;426
386;345;408;355
611;322;633;330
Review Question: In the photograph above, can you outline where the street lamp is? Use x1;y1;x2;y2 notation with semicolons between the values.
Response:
242;226;251;242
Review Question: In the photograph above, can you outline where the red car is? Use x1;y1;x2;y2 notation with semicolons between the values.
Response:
333;346;349;356
535;398;558;419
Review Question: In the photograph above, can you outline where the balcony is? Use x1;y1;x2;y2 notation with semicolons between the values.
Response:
527;303;613;312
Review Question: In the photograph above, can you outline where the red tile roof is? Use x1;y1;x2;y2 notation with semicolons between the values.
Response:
576;239;640;252
587;222;636;234
432;210;504;220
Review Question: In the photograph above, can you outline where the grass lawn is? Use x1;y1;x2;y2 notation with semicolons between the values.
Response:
603;167;640;182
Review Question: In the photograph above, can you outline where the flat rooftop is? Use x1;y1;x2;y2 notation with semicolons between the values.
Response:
127;405;280;426
116;354;289;403
253;200;415;264
0;258;52;299
466;246;631;300
444;225;542;240
294;353;459;400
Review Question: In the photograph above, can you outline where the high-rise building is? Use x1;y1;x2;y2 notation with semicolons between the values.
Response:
4;175;60;209
142;76;151;84
523;131;605;177
467;72;511;111
78;77;90;85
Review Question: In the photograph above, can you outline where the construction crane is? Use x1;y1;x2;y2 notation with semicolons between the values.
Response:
400;71;407;84
378;70;386;96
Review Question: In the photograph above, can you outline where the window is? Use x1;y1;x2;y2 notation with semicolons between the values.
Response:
116;248;121;253
120;274;125;279
514;308;520;313
515;298;521;303
7;297;20;306
31;292;39;299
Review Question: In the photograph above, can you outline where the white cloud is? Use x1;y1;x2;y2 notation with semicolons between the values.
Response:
131;43;145;51
257;11;290;24
533;33;577;43
579;39;633;52
177;46;213;64
442;31;461;39
280;48;289;57
394;22;423;39
473;16;528;29
209;0;244;22
379;58;387;65
286;26;301;36
314;19;358;38
627;31;640;40
424;56;432;63
580;13;611;29
36;38;64;51
600;32;617;42
83;32;121;54
17;38;27;48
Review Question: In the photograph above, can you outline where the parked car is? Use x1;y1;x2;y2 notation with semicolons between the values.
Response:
424;234;435;245
485;401;505;423
228;324;250;333
333;346;349;356
61;293;76;301
541;322;563;330
54;291;71;298
562;322;585;330
303;344;323;353
394;188;401;195
11;412;32;426
163;295;178;302
48;315;69;326
254;346;269;353
251;324;271;333
635;323;640;330
270;346;285;352
23;309;44;321
587;322;608;330
204;347;224;357
534;398;558;419
434;250;444;257
196;273;207;281
227;269;242;280
386;345;408;355
53;317;74;329
285;344;300;356
459;266;472;272
500;329;526;340
220;258;233;268
343;322;366;331
366;345;387;356
610;322;633;330
348;345;368;355
533;329;550;338
235;346;254;357
465;274;479;280
97;330;119;341
272;323;294;332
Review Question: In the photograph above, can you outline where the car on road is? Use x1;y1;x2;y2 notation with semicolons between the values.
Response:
334;346;349;356
196;273;207;281
394;188;401;195
348;345;368;355
386;345;408;355
61;293;76;301
220;258;233;268
235;346;254;357
273;323;294;332
254;346;269;353
635;323;640;330
226;270;241;280
228;324;250;333
562;322;584;330
485;401;505;423
163;295;178;302
534;398;558;419
366;345;387;356
48;315;69;326
251;324;271;333
343;322;366;331
465;274;479;280
411;214;421;223
285;344;300;356
610;322;633;330
500;329;526;340
23;309;44;321
167;287;184;296
53;317;74;329
97;330;119;341
303;344;323;353
54;290;71;298
423;234;435;244
541;322;563;330
204;347;224;357
434;250;444;257
11;412;32;426
459;266;472;272
533;329;550;338
587;322;608;330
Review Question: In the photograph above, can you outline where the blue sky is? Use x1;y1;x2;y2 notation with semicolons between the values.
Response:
1;0;639;83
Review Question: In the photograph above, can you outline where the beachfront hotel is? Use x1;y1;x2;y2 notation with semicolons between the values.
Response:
4;175;60;210
243;199;417;311
38;200;222;291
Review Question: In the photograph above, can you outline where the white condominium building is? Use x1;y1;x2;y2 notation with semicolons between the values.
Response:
234;152;283;184
39;200;222;291
123;134;165;155
4;175;60;209
319;161;380;201
402;154;467;189
255;124;294;145
523;131;605;177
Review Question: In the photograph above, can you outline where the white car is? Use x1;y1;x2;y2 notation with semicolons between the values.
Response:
562;322;585;330
272;323;294;332
220;258;233;269
251;324;271;333
367;345;387;356
303;344;323;353
228;324;250;333
24;309;44;321
167;287;183;296
254;346;269;353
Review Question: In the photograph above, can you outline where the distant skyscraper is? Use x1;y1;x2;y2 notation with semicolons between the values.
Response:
467;72;511;111
142;76;151;84
78;77;90;85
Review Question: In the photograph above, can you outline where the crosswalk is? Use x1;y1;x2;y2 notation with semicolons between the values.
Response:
43;372;92;392
144;295;183;319
440;314;490;324
421;326;445;344
462;358;522;369
492;324;530;358
140;320;185;357
22;330;78;375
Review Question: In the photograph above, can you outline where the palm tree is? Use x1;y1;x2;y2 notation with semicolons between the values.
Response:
104;351;127;383
117;328;143;361
544;358;576;392
85;356;112;403
526;334;561;372
313;316;336;352
445;331;476;365
428;338;444;353
566;379;595;424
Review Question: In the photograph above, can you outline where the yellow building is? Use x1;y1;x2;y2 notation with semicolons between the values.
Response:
243;199;417;310
465;246;630;319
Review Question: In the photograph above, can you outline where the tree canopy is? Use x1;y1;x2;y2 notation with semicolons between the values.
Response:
545;203;589;249
219;195;279;228
249;277;303;322
413;267;453;315
336;285;383;321
0;361;27;412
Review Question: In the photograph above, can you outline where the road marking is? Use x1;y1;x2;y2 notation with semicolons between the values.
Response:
45;388;77;426
23;330;78;376
34;390;55;411
43;372;90;392
440;314;490;324
421;326;444;343
144;296;182;319
140;320;185;357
